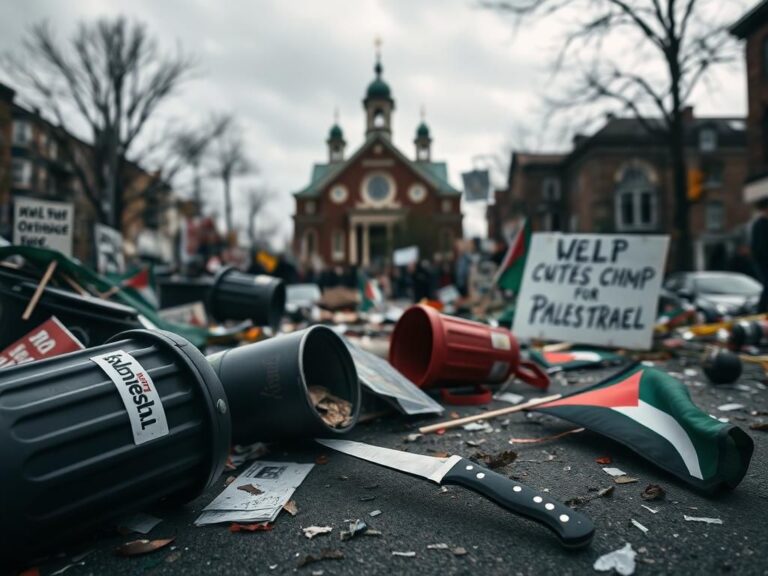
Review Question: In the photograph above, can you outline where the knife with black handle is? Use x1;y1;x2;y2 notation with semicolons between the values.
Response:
316;438;594;549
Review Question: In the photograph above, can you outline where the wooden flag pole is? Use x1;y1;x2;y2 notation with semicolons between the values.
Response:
418;393;563;434
22;261;58;321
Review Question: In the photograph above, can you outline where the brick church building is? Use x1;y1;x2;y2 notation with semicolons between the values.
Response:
293;52;463;271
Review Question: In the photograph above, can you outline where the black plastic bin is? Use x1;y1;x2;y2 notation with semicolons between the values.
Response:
207;325;359;444
0;329;230;563
208;266;286;330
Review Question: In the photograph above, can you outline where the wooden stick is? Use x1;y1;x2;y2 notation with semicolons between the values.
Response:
418;393;563;434
22;261;57;321
541;341;573;353
98;285;121;299
59;272;90;297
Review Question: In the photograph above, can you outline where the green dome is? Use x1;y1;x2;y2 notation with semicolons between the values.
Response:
365;61;392;100
416;121;430;139
328;123;343;140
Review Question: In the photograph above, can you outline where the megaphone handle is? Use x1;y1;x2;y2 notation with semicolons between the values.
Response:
515;360;550;389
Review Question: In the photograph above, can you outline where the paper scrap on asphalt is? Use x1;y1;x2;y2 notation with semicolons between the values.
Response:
302;526;332;539
196;461;313;526
631;519;649;534
427;543;449;550
493;391;525;404
593;543;636;575
717;403;745;412
602;467;627;477
463;422;493;432
391;551;416;557
641;505;659;514
684;515;723;525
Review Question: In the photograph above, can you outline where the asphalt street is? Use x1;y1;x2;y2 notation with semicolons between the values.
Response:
15;359;768;576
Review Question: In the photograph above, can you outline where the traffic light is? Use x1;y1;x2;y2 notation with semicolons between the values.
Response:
687;168;704;202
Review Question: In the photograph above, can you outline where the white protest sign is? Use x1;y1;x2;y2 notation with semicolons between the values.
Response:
393;245;419;266
95;223;125;274
513;233;669;350
13;197;74;257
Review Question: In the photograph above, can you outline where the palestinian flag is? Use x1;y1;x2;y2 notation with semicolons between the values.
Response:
358;271;383;312
495;218;531;294
530;349;626;372
120;266;158;309
536;363;753;492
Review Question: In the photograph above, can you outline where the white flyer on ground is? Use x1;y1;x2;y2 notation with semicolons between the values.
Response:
196;461;314;526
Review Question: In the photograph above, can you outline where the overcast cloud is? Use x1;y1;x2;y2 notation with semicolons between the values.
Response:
0;0;750;247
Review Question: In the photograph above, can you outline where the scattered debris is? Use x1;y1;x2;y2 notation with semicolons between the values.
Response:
391;551;416;557
229;522;272;533
309;386;353;427
363;529;382;537
631;519;649;534
614;475;640;485
315;454;330;465
115;538;174;557
452;547;468;556
340;519;369;541
429;450;451;458
471;449;517;469
494;391;524;404
466;438;486;447
229;442;269;468
641;505;659;514
427;543;449;550
602;467;626;477
297;549;344;568
750;422;768;431
237;483;263;496
438;486;449;494
405;433;422;442
640;484;665;501
565;486;613;507
463;421;493;432
303;526;333;540
117;512;162;535
593;543;636;576
369;509;382;517
717;403;745;412
359;495;376;502
282;500;298;516
595;456;613;465
508;428;584;445
684;515;723;525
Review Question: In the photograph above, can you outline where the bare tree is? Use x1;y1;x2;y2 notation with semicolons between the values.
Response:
5;17;194;230
242;185;278;247
485;0;742;269
211;121;252;237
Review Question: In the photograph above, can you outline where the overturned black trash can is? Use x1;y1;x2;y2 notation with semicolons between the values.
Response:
0;329;230;563
207;266;286;330
208;325;359;444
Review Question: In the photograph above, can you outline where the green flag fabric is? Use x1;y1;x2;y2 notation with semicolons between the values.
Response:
496;219;531;293
537;363;754;493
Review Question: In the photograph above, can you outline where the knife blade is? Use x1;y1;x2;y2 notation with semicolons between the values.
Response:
316;438;594;549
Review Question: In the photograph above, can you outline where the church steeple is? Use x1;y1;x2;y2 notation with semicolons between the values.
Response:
415;106;432;162
363;38;395;139
327;108;346;163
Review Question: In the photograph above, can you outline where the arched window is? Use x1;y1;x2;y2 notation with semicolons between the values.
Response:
302;229;318;259
614;166;658;232
332;229;345;262
373;110;386;128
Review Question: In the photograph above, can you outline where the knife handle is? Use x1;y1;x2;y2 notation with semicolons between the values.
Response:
441;458;594;549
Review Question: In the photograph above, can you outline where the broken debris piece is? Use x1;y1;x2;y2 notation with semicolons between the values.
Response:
640;484;665;501
117;512;162;535
427;543;449;550
309;386;354;428
593;543;636;576
229;522;272;533
297;549;344;568
631;519;649;534
282;500;298;516
614;475;640;485
340;519;368;541
303;526;333;539
237;483;264;496
684;515;723;525
115;538;174;557
391;551;416;557
452;547;468;556
369;509;382;517
471;449;517;469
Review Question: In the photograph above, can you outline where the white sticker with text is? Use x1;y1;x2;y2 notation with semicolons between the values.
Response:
91;350;169;445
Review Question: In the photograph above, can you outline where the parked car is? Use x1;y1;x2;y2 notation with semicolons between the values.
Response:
663;272;763;322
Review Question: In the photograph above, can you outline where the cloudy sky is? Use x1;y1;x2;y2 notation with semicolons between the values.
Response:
0;0;751;247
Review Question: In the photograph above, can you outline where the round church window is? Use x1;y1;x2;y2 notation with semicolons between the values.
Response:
366;174;392;203
330;185;348;204
409;184;426;203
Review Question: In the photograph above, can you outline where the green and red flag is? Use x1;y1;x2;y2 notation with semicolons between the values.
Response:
358;271;383;312
536;363;753;492
530;348;625;372
495;218;531;294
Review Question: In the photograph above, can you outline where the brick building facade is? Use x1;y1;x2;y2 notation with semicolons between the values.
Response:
293;54;463;270
489;111;750;270
732;0;768;203
0;82;177;265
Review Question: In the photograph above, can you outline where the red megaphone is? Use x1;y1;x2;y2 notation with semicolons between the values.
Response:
389;304;549;390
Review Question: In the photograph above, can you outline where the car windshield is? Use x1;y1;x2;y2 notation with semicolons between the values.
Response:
693;274;762;296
